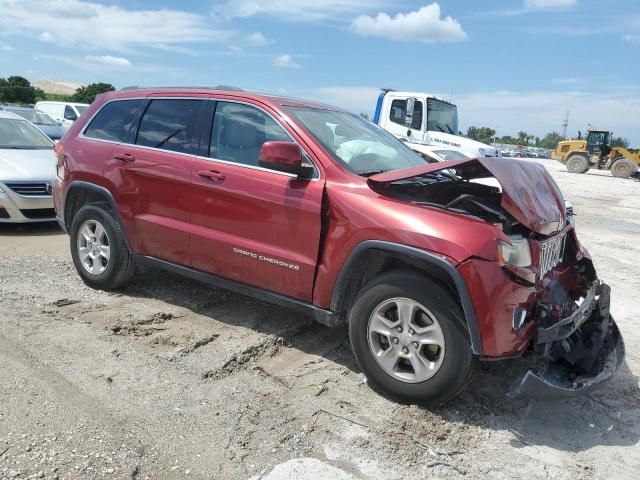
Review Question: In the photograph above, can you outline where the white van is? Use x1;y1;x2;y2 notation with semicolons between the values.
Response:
34;101;90;130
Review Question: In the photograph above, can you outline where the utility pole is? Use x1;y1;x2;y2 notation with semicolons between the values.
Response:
561;110;569;139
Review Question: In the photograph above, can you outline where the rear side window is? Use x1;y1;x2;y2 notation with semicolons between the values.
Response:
136;99;204;154
84;99;145;142
210;102;290;167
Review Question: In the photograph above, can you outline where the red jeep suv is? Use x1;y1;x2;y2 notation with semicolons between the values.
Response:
53;87;624;404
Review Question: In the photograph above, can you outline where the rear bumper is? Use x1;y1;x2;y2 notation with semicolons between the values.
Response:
509;282;625;398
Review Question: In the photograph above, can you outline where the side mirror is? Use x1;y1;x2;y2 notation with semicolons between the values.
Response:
64;111;77;121
404;97;416;128
259;141;313;179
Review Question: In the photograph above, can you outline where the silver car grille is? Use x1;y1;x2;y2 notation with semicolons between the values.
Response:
5;182;50;197
539;234;566;279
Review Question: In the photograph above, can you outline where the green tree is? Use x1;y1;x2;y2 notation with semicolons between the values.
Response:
71;82;115;104
465;126;496;145
611;136;630;148
0;76;39;103
537;132;564;150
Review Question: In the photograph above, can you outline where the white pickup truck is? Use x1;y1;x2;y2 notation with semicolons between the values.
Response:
373;89;499;158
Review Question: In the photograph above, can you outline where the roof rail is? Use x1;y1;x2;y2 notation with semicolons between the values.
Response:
120;85;244;92
381;88;396;93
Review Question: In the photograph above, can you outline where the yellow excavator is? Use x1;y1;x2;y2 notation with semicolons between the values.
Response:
552;130;640;178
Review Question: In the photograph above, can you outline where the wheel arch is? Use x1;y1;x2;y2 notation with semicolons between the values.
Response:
64;181;132;251
329;240;483;354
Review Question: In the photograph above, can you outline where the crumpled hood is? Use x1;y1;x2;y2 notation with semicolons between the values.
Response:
0;148;57;182
368;157;566;236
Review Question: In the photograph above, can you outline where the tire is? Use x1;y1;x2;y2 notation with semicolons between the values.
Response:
70;204;136;290
566;154;589;174
348;272;477;405
610;158;637;179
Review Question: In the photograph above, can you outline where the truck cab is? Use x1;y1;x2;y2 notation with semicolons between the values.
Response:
373;90;499;158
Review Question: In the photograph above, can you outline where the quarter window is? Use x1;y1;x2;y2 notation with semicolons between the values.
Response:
136;99;204;154
210;102;290;167
84;99;145;142
389;99;423;130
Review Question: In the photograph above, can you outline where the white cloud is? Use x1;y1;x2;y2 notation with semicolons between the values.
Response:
624;34;640;43
246;32;268;46
216;0;393;22
0;0;234;51
305;86;640;145
85;55;131;67
0;42;14;51
524;0;577;9
351;3;467;43
38;31;55;43
273;54;300;68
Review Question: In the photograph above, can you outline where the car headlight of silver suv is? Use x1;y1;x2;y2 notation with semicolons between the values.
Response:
498;235;532;267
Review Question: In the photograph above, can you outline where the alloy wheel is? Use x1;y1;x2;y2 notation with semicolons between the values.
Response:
77;219;111;276
367;297;445;383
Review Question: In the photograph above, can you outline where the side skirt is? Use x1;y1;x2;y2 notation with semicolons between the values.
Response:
133;254;336;327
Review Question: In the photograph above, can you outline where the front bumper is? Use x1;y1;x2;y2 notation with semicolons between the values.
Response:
510;282;625;398
0;182;56;223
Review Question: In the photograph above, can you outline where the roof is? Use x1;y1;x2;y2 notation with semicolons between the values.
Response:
0;111;25;120
1;105;32;111
101;87;347;112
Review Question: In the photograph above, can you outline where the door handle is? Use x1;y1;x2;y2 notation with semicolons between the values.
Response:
113;153;136;163
198;170;225;181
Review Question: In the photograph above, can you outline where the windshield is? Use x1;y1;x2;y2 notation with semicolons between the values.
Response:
285;107;425;176
76;105;89;114
427;98;458;135
0;118;54;149
7;109;58;126
434;150;469;161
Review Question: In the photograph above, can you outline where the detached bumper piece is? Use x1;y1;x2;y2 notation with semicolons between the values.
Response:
510;282;625;399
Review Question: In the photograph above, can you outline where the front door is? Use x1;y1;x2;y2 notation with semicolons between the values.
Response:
190;100;324;301
383;96;425;143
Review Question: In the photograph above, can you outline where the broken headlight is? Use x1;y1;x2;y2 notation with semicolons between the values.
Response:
498;235;532;267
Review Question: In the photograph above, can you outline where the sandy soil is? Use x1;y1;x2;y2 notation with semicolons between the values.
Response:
1;160;639;480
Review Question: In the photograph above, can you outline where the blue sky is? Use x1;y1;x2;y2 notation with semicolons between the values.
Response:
1;0;639;143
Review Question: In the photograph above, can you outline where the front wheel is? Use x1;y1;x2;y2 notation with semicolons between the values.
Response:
348;272;477;405
610;158;637;178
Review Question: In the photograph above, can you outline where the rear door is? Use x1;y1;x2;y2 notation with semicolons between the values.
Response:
190;100;325;301
104;97;209;266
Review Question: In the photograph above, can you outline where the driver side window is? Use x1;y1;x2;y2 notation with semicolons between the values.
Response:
389;99;423;130
209;102;290;168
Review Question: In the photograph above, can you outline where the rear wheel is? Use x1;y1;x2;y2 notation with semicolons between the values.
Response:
70;205;136;290
566;154;589;174
610;158;637;179
348;272;477;405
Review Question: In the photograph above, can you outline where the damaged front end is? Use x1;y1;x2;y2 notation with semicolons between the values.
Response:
367;157;625;398
510;280;625;399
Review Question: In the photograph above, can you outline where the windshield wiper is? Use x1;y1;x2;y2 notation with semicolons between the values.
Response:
358;170;387;177
445;123;454;134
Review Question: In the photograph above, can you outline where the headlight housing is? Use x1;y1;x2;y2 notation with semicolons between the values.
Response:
498;235;532;267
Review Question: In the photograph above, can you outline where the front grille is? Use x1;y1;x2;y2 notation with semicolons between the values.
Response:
20;208;56;219
5;182;51;196
539;234;566;279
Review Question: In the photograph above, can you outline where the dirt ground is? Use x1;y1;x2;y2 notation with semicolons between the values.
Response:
1;160;639;480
